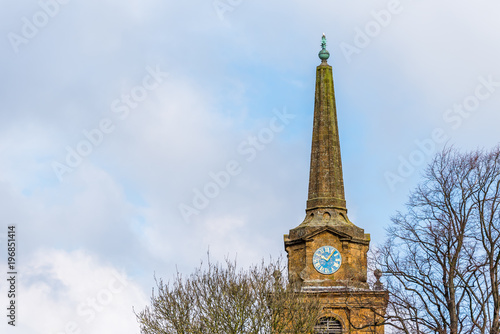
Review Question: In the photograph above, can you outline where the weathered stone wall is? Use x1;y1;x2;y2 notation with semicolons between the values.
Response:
304;290;388;334
285;229;369;289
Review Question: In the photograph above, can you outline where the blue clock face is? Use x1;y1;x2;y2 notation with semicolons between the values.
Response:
313;246;342;275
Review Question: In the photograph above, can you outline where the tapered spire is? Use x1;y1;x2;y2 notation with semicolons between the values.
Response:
306;35;346;213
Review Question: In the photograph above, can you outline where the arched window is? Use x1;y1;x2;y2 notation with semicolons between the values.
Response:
314;317;343;334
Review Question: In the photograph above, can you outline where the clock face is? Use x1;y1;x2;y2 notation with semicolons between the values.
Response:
312;246;342;275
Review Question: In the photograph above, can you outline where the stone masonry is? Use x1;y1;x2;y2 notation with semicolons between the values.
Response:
284;35;388;333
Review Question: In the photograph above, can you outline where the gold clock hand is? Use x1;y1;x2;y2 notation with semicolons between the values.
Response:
320;255;328;260
326;251;335;261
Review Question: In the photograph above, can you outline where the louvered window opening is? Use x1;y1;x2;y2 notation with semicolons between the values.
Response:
314;317;342;334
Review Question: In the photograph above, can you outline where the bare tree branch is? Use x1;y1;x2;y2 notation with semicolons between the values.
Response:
378;146;500;334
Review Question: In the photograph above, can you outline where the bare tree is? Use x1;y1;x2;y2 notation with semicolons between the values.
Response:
378;147;500;334
136;257;322;334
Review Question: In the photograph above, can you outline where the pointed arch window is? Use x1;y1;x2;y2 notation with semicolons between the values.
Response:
314;317;343;334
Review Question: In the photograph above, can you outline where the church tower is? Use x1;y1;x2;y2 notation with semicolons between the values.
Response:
284;35;388;333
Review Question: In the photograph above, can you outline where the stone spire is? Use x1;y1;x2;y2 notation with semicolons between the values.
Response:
306;34;347;214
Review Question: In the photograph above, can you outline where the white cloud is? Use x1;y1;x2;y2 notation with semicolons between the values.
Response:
1;1;500;331
0;248;147;333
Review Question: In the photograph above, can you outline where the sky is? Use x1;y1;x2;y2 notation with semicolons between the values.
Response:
1;0;500;332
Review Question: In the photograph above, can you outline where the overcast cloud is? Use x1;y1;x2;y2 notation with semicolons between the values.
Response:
1;0;500;332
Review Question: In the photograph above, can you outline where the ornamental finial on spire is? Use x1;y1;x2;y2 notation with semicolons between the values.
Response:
318;33;330;63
